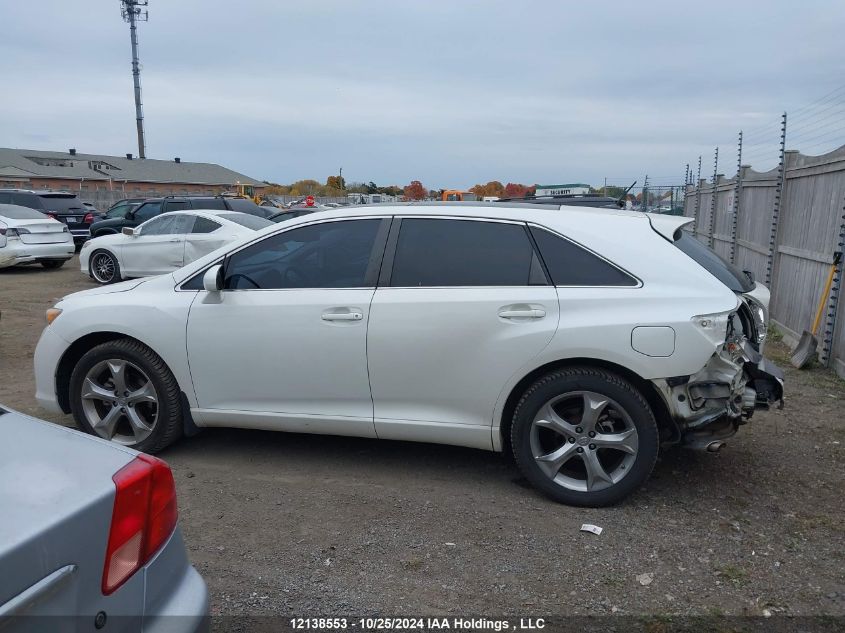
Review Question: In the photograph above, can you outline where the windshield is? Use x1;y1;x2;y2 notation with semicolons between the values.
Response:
218;213;274;230
673;231;754;293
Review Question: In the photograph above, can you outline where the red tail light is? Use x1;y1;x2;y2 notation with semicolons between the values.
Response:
102;454;178;595
84;212;95;224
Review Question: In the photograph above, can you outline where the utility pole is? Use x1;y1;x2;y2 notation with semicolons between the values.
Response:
708;147;719;247
121;0;149;159
339;166;344;193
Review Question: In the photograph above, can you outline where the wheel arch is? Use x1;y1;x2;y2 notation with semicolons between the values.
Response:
497;357;677;454
56;331;163;413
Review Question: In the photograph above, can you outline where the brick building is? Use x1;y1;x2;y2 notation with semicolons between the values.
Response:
0;147;266;206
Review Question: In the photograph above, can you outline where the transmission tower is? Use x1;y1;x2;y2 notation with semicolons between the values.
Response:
120;0;149;159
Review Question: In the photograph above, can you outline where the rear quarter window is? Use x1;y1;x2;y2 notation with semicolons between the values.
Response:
529;226;638;287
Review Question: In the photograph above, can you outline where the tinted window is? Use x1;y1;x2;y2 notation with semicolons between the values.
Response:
225;197;271;217
163;200;190;213
191;217;222;233
0;204;48;220
134;201;162;222
12;193;41;208
390;219;540;287
218;213;273;230
0;193;12;204
224;219;381;290
673;231;753;293
105;202;137;218
38;194;84;211
191;198;227;210
529;227;638;287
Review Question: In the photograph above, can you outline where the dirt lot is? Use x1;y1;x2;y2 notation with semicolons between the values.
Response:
2;257;844;621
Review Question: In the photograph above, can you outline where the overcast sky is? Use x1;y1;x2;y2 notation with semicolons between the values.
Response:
2;1;844;189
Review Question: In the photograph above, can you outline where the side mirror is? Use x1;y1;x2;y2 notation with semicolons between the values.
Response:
202;264;224;292
122;227;136;237
125;210;135;221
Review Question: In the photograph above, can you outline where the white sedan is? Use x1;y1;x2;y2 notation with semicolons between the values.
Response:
0;203;74;269
79;209;273;284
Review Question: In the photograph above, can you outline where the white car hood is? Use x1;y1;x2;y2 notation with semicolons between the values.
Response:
63;277;148;300
83;233;125;248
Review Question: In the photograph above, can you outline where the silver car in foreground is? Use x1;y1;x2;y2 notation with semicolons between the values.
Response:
0;405;208;632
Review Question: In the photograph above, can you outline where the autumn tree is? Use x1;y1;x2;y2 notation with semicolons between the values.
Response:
403;180;427;200
503;183;531;198
470;181;505;198
326;175;345;190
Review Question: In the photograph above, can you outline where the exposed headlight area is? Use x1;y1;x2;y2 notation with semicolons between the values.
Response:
691;310;732;348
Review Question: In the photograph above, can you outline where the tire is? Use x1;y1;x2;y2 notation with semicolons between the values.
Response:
510;367;659;507
69;339;183;453
89;249;120;284
40;260;66;269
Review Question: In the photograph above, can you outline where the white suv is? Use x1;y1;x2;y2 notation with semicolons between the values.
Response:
34;203;783;506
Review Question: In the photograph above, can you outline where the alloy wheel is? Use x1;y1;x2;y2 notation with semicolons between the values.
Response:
529;390;639;492
91;252;116;283
79;359;159;445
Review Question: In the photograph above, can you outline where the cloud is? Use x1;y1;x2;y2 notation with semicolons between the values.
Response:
1;0;843;188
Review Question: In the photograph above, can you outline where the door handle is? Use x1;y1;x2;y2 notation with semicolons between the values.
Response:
169;238;181;242
322;311;363;321
498;308;546;319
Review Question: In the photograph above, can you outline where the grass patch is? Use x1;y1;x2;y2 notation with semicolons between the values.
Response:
715;564;748;584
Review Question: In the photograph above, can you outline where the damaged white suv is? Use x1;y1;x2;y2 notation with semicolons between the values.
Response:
34;203;783;506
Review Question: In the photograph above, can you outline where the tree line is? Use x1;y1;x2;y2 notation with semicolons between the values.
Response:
262;177;543;200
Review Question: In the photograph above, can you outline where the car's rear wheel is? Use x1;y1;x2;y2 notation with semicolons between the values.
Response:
69;339;183;453
89;249;120;284
511;367;659;507
40;260;65;269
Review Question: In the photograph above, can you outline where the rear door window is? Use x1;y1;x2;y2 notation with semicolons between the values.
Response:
12;193;41;209
191;217;223;233
389;218;544;287
529;226;638;287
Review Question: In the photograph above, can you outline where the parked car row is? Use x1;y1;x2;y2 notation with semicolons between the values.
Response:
0;191;274;271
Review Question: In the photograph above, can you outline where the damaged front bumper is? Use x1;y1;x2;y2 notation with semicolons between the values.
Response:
653;341;784;451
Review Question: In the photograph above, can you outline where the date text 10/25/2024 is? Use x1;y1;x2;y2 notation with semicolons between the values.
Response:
290;618;547;631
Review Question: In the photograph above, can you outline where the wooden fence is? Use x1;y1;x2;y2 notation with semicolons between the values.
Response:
684;145;845;380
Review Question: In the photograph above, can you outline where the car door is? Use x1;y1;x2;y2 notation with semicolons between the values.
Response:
367;217;560;450
185;216;390;437
120;213;193;277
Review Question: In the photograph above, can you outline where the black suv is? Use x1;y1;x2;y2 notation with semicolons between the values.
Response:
89;195;271;237
0;189;94;244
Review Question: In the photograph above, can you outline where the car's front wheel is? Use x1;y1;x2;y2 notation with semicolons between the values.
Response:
69;339;183;453
89;249;120;284
511;367;659;507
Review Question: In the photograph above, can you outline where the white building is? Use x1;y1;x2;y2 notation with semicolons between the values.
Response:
347;193;400;204
535;183;590;196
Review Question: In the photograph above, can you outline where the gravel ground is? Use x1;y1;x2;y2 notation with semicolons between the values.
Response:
1;257;844;622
